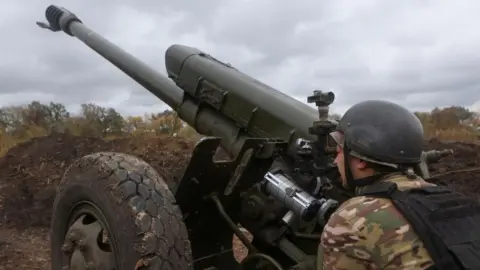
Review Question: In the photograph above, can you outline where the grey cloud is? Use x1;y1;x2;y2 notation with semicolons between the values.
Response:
0;0;479;118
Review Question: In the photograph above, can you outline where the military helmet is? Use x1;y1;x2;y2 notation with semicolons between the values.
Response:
330;100;424;168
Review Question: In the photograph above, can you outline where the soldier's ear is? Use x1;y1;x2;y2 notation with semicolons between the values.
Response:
351;157;368;170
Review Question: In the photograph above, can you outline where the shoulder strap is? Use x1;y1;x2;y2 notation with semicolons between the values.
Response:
361;182;480;270
360;181;398;197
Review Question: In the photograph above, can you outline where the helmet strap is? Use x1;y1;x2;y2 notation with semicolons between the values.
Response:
343;137;384;190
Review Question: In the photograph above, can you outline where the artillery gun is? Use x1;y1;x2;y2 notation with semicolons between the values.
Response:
36;5;453;270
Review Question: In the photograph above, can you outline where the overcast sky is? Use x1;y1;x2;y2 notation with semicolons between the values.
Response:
1;0;480;117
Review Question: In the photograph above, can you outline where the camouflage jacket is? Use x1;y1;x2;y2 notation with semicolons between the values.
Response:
318;173;435;270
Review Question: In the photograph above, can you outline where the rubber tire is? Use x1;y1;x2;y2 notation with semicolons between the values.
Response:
50;152;193;270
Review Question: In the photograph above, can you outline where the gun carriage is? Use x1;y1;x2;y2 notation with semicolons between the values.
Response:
36;5;452;270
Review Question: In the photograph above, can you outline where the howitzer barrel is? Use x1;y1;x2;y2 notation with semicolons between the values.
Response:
37;5;319;157
37;5;184;110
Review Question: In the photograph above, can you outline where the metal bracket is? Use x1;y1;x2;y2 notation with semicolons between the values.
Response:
175;136;288;213
173;136;287;269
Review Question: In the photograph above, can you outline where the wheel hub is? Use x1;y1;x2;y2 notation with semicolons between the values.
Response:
62;213;115;269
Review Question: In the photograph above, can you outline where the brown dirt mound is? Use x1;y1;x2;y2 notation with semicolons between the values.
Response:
424;138;480;199
0;132;196;230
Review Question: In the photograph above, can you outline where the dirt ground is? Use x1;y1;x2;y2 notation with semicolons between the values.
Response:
0;133;479;269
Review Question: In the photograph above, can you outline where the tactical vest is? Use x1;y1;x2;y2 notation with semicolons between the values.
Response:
360;181;480;270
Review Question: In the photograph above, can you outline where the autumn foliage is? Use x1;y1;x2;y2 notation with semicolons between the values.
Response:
416;106;479;141
0;101;478;157
0;101;200;156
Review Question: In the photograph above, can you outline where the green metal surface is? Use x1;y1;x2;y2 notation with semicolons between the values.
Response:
36;5;317;159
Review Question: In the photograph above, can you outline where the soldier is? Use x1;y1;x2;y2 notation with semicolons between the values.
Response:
317;100;480;270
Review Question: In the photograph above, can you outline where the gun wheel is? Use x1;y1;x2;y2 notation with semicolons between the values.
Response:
50;152;193;270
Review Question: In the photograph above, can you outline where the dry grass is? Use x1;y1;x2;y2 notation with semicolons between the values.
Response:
0;123;203;158
0;125;50;157
424;126;479;142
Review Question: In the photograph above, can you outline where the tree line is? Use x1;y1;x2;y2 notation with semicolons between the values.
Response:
0;101;197;140
0;101;478;142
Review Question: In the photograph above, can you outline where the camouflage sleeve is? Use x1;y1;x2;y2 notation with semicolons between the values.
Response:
319;196;434;270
